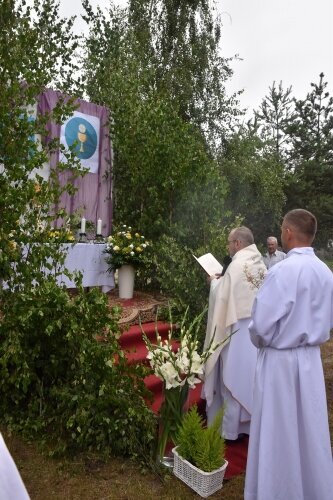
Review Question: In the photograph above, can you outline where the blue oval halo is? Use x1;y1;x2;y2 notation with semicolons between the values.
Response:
65;116;98;160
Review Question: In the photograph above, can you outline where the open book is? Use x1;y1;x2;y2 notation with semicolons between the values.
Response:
192;252;222;276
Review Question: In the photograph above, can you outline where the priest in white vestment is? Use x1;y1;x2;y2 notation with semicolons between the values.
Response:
245;209;333;500
202;226;266;440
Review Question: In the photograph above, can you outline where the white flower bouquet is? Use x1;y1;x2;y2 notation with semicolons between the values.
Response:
142;307;226;463
144;308;217;390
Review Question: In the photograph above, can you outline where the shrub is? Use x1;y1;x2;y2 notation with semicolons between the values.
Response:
0;280;156;461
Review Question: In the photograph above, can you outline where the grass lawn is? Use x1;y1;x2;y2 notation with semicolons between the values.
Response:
3;433;245;500
3;337;333;500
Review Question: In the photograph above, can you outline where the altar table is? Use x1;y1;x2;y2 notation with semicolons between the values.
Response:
58;243;114;292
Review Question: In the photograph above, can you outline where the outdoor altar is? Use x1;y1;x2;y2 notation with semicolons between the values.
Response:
57;242;114;292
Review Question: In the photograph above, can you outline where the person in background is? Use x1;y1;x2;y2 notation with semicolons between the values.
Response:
202;226;266;440
245;209;333;500
262;236;285;269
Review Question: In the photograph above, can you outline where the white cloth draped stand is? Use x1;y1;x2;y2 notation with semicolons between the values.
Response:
58;243;114;292
2;243;114;293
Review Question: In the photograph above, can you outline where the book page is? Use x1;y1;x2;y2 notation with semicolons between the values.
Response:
193;253;222;276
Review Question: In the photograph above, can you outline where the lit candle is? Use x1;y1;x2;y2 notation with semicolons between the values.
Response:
97;218;102;235
81;217;86;234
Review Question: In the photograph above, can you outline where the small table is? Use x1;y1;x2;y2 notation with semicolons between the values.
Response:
59;243;114;292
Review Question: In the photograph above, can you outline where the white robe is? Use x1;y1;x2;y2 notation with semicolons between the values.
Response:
0;434;30;500
203;317;257;439
245;247;333;500
202;244;266;439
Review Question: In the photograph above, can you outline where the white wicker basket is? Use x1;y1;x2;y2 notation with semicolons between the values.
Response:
172;447;228;498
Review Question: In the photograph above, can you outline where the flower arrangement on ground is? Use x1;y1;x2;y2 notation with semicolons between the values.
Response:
104;224;149;271
142;307;227;463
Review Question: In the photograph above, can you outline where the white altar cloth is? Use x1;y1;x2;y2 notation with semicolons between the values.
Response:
59;243;114;292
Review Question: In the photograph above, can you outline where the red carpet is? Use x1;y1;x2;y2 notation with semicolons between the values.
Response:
224;435;249;479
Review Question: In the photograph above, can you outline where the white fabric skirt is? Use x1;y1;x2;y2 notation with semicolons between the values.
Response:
245;345;333;500
0;433;30;500
203;317;258;440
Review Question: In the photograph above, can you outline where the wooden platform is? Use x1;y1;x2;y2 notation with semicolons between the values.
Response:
106;289;168;329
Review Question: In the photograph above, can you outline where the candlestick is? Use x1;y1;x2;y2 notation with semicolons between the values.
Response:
97;218;102;235
80;217;86;234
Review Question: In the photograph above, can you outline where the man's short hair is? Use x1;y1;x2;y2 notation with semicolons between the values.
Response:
284;209;317;240
232;226;254;246
267;236;277;244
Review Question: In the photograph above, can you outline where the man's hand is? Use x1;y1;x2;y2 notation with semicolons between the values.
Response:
207;273;222;284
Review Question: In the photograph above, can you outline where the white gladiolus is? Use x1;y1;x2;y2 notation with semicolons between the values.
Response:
180;336;189;347
175;359;187;374
191;360;204;375
161;349;171;360
144;334;217;388
191;351;202;364
142;308;226;392
160;362;180;389
187;374;201;388
176;352;190;372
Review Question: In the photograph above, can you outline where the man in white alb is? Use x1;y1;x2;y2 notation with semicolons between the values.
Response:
262;236;285;269
202;226;266;440
0;433;30;499
245;209;333;500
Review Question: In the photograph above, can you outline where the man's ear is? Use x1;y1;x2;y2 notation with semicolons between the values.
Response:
285;227;293;244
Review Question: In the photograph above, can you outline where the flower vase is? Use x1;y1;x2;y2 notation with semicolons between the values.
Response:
157;383;190;468
118;264;135;299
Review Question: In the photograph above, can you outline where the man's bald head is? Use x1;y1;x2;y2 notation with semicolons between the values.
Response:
228;226;254;257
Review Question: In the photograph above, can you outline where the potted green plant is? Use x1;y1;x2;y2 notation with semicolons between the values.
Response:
172;406;228;498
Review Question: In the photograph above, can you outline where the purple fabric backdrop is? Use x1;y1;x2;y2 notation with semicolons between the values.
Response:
37;89;113;236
